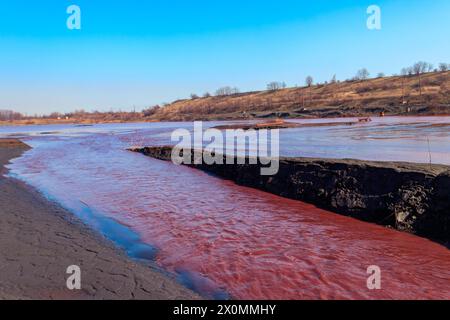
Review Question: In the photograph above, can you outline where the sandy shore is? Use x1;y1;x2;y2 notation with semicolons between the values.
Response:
0;139;200;300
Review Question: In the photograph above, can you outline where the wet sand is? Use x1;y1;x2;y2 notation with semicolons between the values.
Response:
0;139;200;300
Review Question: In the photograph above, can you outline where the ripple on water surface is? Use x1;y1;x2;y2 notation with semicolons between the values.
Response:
3;119;450;299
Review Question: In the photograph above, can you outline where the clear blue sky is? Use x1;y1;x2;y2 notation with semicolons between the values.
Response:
0;0;449;115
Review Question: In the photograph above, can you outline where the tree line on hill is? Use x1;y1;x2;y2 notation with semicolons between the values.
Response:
186;61;449;101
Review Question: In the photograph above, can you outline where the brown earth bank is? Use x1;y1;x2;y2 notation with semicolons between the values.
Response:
0;140;200;300
130;146;450;247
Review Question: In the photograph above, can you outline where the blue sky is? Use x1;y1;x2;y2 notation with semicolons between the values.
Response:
0;0;449;115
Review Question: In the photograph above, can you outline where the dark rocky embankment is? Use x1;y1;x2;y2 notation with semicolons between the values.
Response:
130;146;450;246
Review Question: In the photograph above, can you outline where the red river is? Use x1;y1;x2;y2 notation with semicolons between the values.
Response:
2;118;450;299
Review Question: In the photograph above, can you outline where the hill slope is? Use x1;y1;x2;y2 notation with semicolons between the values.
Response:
150;71;450;121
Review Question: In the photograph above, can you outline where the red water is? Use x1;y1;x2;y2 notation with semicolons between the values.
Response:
4;119;450;299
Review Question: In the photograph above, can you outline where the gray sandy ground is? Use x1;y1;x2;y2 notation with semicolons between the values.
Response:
0;140;200;300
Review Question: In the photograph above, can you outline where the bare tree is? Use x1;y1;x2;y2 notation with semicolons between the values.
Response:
231;87;240;95
305;76;314;105
412;61;432;97
267;82;280;91
203;92;211;98
412;61;430;75
330;74;337;84
190;93;199;100
439;63;449;72
49;112;62;119
267;81;286;91
215;87;227;96
215;86;239;96
377;72;385;78
0;109;23;121
355;68;370;80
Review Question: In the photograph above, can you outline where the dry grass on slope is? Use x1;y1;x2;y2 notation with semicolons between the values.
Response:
151;71;450;121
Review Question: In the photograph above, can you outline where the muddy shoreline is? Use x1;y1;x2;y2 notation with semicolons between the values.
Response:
0;140;200;300
212;119;360;131
1;113;450;127
130;146;450;247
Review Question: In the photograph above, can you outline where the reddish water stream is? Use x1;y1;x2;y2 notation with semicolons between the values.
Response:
2;118;450;299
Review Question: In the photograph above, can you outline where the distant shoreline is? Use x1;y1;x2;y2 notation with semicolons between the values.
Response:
2;113;450;128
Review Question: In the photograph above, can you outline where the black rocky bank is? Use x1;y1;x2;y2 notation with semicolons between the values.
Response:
129;146;450;246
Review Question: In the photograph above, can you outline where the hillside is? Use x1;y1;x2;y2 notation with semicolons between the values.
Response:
150;71;450;121
1;71;449;127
